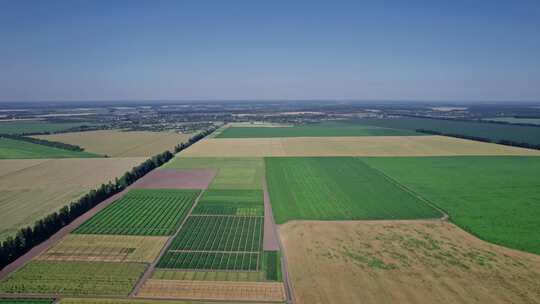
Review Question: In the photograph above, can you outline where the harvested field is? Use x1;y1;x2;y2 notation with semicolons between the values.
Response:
75;189;199;236
181;136;540;157
36;234;168;263
35;130;191;157
266;157;441;223
137;279;286;302
0;157;145;240
364;156;540;255
152;269;265;282
164;157;264;189
0;137;100;159
280;220;540;304
0;261;147;296
132;169;216;189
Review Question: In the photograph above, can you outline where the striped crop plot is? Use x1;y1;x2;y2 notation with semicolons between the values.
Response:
157;215;263;270
75;189;199;236
193;189;264;216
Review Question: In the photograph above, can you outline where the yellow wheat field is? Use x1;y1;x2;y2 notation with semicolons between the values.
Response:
137;279;286;302
34;130;191;157
0;157;145;239
180;135;540;157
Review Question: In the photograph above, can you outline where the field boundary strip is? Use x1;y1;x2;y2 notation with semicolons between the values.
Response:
262;160;295;304
129;189;206;297
359;158;449;221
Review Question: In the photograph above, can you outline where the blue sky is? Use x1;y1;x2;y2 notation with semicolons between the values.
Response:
1;0;539;102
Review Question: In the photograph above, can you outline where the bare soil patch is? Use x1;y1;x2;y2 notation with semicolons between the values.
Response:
132;169;216;189
137;279;285;302
181;136;540;157
279;220;540;304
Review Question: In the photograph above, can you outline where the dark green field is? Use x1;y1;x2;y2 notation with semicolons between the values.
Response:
75;189;199;236
0;300;52;304
354;117;540;146
193;189;264;216
157;251;259;271
0;121;90;135
265;157;442;224
216;121;420;138
0;137;100;159
363;156;540;255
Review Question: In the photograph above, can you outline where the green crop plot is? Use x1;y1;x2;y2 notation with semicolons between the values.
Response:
263;251;282;281
163;157;263;189
157;251;259;271
216;121;420;138
353;117;540;146
363;156;540;255
75;189;199;236
168;216;263;252
0;138;100;159
0;300;52;304
152;269;265;281
193;189;264;216
265;157;441;224
0;121;91;135
0;261;146;296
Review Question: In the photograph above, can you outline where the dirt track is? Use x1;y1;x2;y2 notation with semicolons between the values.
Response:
280;220;540;304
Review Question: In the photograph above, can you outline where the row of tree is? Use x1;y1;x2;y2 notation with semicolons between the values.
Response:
416;129;540;150
0;125;219;269
0;134;86;152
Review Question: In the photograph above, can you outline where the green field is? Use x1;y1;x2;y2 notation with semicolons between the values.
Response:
483;117;540;125
164;157;263;189
263;251;282;281
75;189;199;236
362;156;540;255
157;251;259;271
0;261;146;296
0;300;52;304
168;216;263;252
265;157;442;224
353;117;540;146
193;189;264;216
0;137;100;159
0;121;91;135
216;121;420;138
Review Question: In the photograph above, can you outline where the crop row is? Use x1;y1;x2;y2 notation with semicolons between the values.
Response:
0;260;146;296
157;251;259;271
192;205;263;216
75;189;199;236
168;215;263;252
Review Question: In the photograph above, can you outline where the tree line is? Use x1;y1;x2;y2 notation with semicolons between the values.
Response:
0;125;219;269
0;134;86;152
416;129;540;150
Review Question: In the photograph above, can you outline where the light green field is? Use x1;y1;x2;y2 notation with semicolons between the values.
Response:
0;261;147;296
265;157;441;224
163;157;264;189
362;156;540;255
194;189;264;216
152;269;265;282
0;138;100;159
